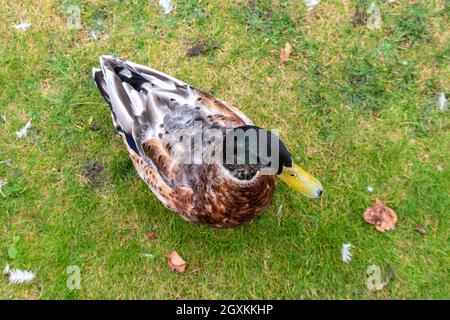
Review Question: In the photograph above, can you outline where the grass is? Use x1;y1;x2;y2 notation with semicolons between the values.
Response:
0;0;449;299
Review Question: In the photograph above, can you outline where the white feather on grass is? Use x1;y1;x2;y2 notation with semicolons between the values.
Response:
3;264;35;284
342;243;353;263
367;185;374;193
0;179;7;197
90;30;100;40
304;0;320;11
12;21;32;31
0;159;12;166
159;0;173;14
7;268;35;285
15;120;32;138
276;205;283;216
437;92;447;111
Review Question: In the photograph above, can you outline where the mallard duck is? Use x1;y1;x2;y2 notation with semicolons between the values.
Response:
93;56;322;227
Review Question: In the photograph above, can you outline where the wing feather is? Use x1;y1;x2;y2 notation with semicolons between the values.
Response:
94;55;255;192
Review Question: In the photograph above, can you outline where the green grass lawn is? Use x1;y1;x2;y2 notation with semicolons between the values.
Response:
0;0;449;299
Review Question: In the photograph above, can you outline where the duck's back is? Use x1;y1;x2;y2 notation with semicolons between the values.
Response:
92;56;275;227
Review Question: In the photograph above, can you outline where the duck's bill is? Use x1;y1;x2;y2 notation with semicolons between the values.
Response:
278;163;323;198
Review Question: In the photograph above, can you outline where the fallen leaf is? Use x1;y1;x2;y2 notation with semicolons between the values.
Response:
415;225;428;235
280;42;292;62
146;230;156;239
363;200;398;232
166;251;187;272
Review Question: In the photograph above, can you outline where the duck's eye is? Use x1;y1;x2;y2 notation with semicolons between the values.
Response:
289;172;296;177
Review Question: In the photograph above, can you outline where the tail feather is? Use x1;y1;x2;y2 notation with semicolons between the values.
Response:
93;60;142;153
93;67;125;132
94;55;168;132
92;68;110;105
97;56;134;134
93;55;164;154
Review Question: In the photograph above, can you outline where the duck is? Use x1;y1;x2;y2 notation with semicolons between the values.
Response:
93;56;323;227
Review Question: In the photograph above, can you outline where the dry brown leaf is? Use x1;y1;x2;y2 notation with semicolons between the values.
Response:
166;251;187;272
146;231;156;239
363;200;398;232
280;42;292;62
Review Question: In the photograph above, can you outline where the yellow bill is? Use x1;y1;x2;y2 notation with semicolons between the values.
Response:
278;163;323;198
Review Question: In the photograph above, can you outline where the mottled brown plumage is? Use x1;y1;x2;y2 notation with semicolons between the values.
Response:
131;138;275;227
93;56;278;227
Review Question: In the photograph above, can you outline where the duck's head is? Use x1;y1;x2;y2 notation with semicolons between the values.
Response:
221;125;323;198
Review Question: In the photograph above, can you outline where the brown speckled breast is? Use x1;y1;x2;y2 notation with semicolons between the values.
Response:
183;165;276;227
